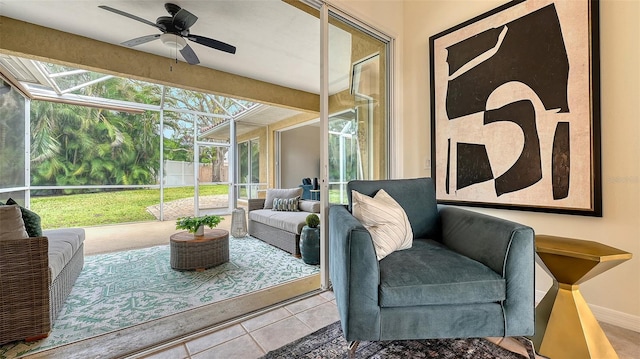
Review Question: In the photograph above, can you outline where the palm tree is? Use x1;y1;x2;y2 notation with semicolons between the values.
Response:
28;70;242;192
0;87;27;188
30;77;162;190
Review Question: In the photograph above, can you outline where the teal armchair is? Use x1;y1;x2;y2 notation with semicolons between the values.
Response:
329;178;535;357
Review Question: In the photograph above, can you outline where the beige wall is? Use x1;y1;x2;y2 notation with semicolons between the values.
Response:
281;125;321;188
334;0;640;329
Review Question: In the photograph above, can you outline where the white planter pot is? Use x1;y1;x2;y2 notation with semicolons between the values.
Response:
195;225;205;236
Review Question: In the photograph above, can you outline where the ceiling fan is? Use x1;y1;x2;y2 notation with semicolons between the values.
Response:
98;3;236;65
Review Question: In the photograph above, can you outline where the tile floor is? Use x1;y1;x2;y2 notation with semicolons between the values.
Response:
135;291;545;359
138;291;339;359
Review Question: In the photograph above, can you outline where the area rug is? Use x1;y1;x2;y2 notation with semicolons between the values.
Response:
261;321;540;359
1;236;319;359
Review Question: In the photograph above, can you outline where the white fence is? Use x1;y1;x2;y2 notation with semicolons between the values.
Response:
163;160;228;186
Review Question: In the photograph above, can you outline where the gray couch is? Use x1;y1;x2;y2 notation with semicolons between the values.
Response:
329;178;534;356
0;228;85;344
248;198;320;256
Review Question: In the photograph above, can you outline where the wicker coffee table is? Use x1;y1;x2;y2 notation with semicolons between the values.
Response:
170;229;229;271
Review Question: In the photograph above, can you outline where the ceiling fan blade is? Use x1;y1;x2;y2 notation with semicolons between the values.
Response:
187;35;236;54
180;44;200;65
122;34;161;47
98;5;161;30
173;8;198;31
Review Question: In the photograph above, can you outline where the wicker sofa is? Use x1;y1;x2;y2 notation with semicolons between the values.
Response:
248;198;320;256
0;225;85;344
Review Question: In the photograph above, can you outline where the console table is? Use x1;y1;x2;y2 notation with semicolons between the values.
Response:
531;235;632;359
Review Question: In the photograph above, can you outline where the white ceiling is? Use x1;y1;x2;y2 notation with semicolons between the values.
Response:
0;0;352;95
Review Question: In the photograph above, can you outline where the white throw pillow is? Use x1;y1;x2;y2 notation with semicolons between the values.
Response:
351;189;413;260
0;205;29;240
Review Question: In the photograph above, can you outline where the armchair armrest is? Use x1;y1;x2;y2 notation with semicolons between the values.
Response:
439;205;535;335
0;236;51;343
329;205;381;341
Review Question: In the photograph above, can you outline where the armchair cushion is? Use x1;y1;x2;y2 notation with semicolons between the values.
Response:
348;178;440;239
379;238;505;307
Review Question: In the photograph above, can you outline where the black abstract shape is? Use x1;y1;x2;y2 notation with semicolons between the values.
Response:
445;4;569;119
552;122;570;199
446;138;451;194
446;28;503;75
456;143;494;190
484;100;542;196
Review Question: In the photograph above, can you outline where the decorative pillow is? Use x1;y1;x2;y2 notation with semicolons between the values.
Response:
264;188;303;209
0;205;29;240
351;189;413;260
298;200;321;213
272;197;300;212
6;198;43;237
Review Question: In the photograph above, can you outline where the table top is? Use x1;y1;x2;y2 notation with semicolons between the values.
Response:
170;229;229;243
536;235;632;262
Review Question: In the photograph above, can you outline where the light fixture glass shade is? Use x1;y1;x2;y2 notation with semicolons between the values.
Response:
160;33;187;50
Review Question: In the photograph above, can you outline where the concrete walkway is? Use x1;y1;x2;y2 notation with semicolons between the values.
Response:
146;194;232;220
83;194;250;255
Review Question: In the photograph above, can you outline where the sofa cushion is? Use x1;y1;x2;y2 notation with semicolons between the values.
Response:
378;238;505;307
44;228;85;281
298;200;320;213
0;205;29;240
6;198;43;237
249;209;309;234
264;188;303;209
352;189;413;260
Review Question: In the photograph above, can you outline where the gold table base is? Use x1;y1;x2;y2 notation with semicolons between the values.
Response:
531;235;632;359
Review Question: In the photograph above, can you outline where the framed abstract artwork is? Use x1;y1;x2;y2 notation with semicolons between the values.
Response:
429;0;601;216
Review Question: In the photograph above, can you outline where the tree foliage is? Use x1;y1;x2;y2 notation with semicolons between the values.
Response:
29;75;237;193
0;86;26;188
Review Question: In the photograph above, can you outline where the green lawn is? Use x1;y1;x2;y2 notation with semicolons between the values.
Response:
31;185;228;229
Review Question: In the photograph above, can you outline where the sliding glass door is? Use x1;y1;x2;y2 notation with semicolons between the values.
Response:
317;3;392;288
326;8;390;205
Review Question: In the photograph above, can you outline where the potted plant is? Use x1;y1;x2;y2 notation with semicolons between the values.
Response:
299;213;320;265
176;215;223;236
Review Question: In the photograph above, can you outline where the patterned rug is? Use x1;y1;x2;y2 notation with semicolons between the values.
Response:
1;236;319;358
261;321;539;359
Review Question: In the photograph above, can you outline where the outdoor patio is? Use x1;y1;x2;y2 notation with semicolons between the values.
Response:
83;194;243;255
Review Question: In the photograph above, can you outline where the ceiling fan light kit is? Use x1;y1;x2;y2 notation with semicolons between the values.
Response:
98;3;236;65
160;33;186;50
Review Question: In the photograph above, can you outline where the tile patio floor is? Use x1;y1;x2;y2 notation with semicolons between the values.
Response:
136;291;340;359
